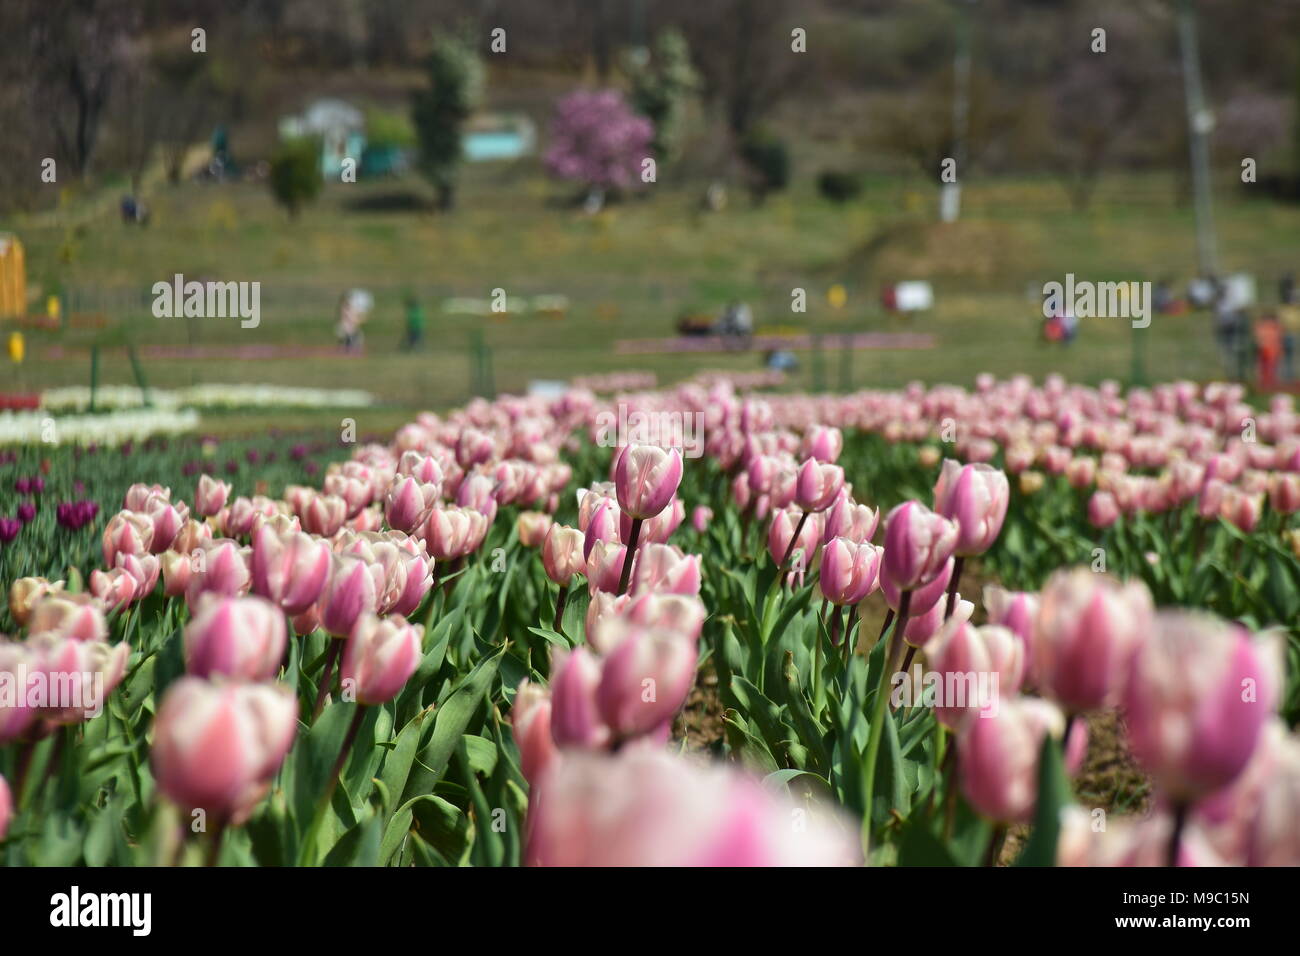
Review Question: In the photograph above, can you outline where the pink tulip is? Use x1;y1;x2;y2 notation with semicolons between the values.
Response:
691;505;713;534
1124;611;1279;804
1219;486;1263;533
194;475;232;518
456;472;500;525
517;511;553;548
151;677;298;825
820;537;883;606
423;506;483;561
26;592;107;643
880;501;959;593
526;747;859;866
983;584;1039;674
933;460;1009;556
958;696;1083;824
160;549;193;597
456;428;495;468
26;633;130;725
583;499;622;559
90;567;137;611
596;626;697;740
302;493;348;537
794;458;845;513
801;425;843;463
1086;490;1120;528
585;540;627;595
881;555;953;615
542;525;586;587
549;646;609;748
625;495;684;544
0;773;10;841
925;618;1025;729
511;680;557;783
767;507;821;570
7;577;63;627
171;518;212;555
822;495;879;545
315;555;381;638
0;642;38;744
389;547;434;617
1033;568;1152;713
621;593;707;644
384;476;440;533
1269;472;1300;514
903;592;970;649
250;525;332;616
185;595;287;681
628;544;701;596
341;613;423;705
1242;735;1300;866
614;444;683;520
185;539;251;607
102;511;154;566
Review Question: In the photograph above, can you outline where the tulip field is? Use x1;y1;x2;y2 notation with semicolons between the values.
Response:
1;373;1298;868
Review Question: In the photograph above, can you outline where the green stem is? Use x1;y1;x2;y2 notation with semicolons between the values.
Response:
860;589;911;860
616;517;643;596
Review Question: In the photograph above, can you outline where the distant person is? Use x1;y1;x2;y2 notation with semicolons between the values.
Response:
336;289;371;352
765;349;798;372
1255;312;1283;390
716;300;753;349
402;295;425;350
1212;280;1242;374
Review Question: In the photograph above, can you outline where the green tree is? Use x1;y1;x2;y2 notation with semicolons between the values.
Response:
268;137;322;219
411;32;484;210
627;29;699;161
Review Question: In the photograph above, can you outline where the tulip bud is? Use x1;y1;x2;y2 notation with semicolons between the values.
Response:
185;539;252;608
0;773;10;842
767;507;821;570
822;495;879;545
1086;490;1120;528
614;444;684;520
628;543;701;597
0;642;39;744
184;595;287;681
881;555;952;615
341;613;423;705
691;505;713;534
90;567;137;611
801;425;843;463
925;619;1024;728
194;475;232;517
8;576;63;627
585;540;627;595
1124;611;1279;804
317;555;381;638
151;678;298;825
596;626;697;740
958;696;1081;824
794;458;845;513
102;511;154;566
511;679;557;783
1033;568;1152;713
549;646;609;748
384;476;439;533
517;511;553;548
933;460;1009;557
302;493;348;537
26;592;107;643
27;633;130;724
542;525;585;588
880;501;959;593
250;525;332;615
820;537;883;606
983;584;1038;673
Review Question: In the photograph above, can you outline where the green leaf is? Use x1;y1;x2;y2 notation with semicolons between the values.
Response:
401;643;504;804
1014;735;1070;867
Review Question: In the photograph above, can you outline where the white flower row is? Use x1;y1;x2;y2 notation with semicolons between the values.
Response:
0;408;202;446
39;384;375;413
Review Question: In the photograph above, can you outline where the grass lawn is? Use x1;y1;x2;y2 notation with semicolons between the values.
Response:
4;163;1296;431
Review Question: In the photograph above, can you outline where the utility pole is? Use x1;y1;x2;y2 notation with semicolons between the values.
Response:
1177;0;1219;278
941;0;976;223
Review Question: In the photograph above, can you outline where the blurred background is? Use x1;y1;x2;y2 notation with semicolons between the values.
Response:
1;0;1299;436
